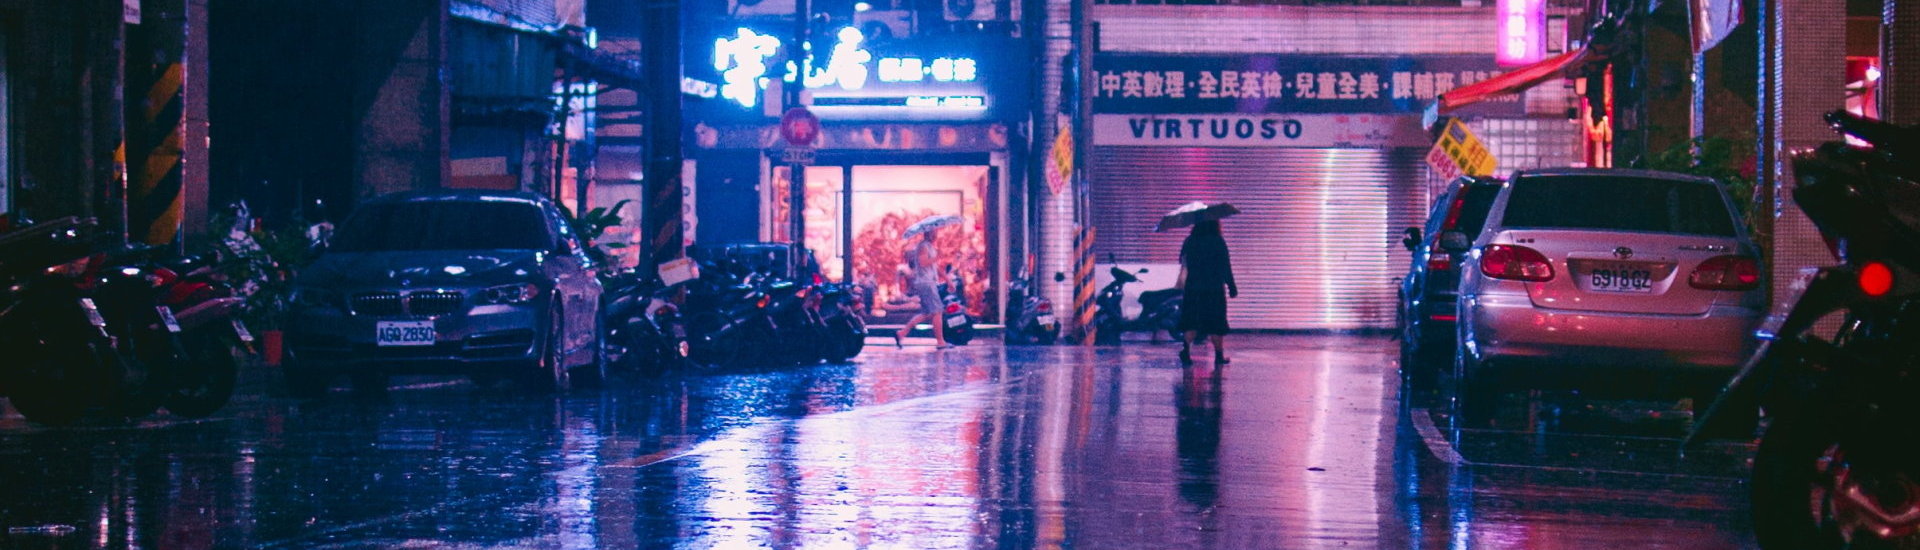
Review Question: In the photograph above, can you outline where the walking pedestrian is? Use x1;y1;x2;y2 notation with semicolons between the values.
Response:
896;230;952;349
1177;220;1236;365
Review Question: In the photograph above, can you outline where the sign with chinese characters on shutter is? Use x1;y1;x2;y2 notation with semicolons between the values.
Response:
1426;118;1498;180
1092;55;1524;117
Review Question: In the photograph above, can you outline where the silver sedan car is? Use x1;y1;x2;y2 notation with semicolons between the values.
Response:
1450;168;1765;422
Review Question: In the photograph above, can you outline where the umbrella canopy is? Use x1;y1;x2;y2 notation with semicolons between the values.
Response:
1155;202;1240;232
902;215;963;240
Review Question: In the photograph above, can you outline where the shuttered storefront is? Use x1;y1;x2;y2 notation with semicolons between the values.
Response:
1090;147;1429;330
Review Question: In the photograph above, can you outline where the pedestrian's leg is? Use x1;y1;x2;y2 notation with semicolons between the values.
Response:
1211;334;1229;364
931;308;948;347
1180;330;1196;365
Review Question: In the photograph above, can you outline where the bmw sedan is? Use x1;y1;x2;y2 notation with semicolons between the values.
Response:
285;191;604;395
1451;168;1765;423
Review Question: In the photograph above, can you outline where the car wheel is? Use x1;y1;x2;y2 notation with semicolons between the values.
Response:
1449;338;1496;428
524;299;570;392
567;330;607;390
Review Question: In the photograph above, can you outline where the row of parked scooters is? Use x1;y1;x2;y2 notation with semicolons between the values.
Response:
600;246;875;374
0;216;254;426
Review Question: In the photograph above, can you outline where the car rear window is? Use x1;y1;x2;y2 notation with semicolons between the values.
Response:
1451;184;1501;240
332;200;553;252
1499;176;1737;236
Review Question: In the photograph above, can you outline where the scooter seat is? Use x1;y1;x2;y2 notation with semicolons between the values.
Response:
1138;288;1182;308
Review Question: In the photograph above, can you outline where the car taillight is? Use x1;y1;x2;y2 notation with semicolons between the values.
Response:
945;303;962;315
1426;245;1452;271
1689;255;1762;291
1860;261;1894;297
1479;245;1554;282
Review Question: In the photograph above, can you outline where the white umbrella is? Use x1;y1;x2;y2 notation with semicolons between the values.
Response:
902;215;963;239
1155;202;1240;232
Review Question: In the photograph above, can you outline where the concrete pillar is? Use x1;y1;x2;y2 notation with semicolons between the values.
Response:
1886;0;1920;124
352;0;450;199
1765;0;1846;301
1038;0;1077;333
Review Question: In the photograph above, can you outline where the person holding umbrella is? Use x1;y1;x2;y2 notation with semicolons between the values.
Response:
1160;203;1238;366
897;215;960;349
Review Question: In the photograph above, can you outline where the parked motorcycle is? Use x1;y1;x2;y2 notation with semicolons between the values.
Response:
1005;270;1063;345
0;217;133;425
602;270;687;377
937;266;975;346
683;261;776;369
815;282;867;362
1687;111;1920;549
1092;263;1182;345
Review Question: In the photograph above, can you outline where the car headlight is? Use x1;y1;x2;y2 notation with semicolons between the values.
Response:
291;287;341;310
479;283;542;305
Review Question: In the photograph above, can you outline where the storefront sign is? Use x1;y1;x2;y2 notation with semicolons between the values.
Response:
1425;118;1498;180
1498;0;1547;66
1093;114;1428;148
691;25;1022;122
1093;55;1523;117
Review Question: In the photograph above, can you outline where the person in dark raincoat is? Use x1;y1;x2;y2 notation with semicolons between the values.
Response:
1177;219;1236;365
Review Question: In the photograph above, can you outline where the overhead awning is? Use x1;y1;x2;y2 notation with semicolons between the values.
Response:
1431;49;1589;115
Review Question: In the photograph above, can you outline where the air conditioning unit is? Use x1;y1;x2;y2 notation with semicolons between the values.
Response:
943;0;999;21
730;0;797;18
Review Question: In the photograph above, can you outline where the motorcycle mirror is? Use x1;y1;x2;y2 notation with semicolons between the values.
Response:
1053;272;1066;282
1401;227;1422;252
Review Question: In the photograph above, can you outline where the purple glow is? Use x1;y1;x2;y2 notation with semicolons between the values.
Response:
1496;0;1545;67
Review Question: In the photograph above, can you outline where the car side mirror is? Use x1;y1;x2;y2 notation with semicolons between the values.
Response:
1439;231;1471;253
1400;227;1422;252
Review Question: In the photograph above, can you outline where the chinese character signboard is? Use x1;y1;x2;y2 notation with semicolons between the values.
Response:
1426;118;1498;180
1092;55;1524;117
1497;0;1547;66
689;24;1026;123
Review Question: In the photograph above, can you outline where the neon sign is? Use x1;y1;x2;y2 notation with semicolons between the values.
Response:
1496;0;1545;66
714;28;781;108
713;26;983;109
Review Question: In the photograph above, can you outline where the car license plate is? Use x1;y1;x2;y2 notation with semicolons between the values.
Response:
946;314;967;328
1036;314;1056;326
375;321;436;346
1586;263;1655;293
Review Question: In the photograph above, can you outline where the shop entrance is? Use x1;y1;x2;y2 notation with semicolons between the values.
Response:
772;162;997;324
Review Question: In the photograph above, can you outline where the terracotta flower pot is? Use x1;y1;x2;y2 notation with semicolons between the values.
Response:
261;330;284;366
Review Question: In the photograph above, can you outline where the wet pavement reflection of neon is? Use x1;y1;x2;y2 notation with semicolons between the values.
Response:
0;335;1758;549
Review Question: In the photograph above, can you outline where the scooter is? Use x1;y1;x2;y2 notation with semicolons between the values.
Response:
1005;270;1062;345
815;282;867;362
0;217;137;425
939;267;974;345
1092;264;1182;345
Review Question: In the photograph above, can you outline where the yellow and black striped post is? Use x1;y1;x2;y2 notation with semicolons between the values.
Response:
1074;224;1098;345
126;3;185;245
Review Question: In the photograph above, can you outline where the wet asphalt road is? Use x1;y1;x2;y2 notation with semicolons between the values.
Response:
0;334;1759;549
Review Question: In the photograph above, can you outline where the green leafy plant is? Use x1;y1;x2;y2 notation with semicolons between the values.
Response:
560;199;632;263
192;211;321;331
1638;136;1767;257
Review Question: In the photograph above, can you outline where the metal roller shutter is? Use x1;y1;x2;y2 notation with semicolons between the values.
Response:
1091;147;1429;330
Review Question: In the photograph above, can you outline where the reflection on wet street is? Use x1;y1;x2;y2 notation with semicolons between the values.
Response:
0;335;1757;548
